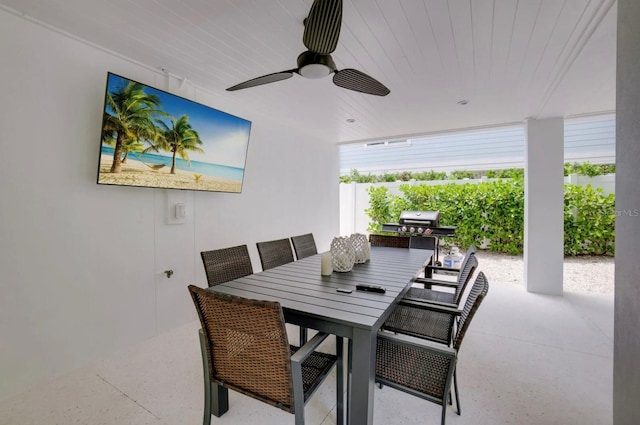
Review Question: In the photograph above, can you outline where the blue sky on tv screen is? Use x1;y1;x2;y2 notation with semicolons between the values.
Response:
105;73;251;169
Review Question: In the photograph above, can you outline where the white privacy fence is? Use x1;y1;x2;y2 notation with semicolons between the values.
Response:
339;174;615;236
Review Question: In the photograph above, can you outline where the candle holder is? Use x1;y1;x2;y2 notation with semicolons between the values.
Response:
350;233;370;264
330;236;356;272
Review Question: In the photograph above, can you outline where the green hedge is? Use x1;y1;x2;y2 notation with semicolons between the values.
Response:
564;162;615;176
366;179;615;256
341;162;614;183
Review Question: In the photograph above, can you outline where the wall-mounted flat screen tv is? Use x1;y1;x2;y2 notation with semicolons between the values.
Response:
97;72;251;193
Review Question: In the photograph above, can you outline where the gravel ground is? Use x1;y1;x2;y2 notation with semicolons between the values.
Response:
472;250;615;294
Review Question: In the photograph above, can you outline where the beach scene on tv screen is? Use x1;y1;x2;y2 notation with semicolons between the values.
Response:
98;73;251;193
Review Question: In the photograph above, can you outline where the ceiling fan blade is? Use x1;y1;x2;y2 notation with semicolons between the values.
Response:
333;69;390;96
303;0;342;55
226;70;296;91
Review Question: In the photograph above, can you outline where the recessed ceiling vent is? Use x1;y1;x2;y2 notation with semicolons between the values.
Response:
363;139;411;150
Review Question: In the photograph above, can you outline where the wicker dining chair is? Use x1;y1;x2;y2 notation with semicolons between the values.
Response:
188;285;344;425
200;244;254;287
407;251;478;306
376;272;489;425
422;245;477;279
382;253;478;352
257;238;295;271
368;234;411;248
290;233;318;260
383;299;458;346
257;237;307;344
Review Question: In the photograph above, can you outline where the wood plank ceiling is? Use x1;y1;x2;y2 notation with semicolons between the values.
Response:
0;0;617;144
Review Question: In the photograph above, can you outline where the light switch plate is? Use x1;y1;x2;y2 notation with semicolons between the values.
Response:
166;191;187;225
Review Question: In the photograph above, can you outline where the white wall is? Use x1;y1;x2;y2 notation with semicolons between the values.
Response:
565;173;616;195
0;10;339;401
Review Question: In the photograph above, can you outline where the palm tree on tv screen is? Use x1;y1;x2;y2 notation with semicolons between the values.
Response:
155;115;204;174
103;81;162;173
120;136;147;163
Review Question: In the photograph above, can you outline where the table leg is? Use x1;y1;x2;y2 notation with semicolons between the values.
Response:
347;339;352;423
348;328;376;425
337;336;344;425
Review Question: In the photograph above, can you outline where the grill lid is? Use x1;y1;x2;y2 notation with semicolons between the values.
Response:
398;210;440;227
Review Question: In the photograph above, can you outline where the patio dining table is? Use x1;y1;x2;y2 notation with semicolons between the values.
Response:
206;245;432;425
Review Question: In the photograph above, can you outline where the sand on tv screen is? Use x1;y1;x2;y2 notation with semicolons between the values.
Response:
97;72;251;193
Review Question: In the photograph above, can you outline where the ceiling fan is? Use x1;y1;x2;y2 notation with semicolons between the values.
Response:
226;0;390;96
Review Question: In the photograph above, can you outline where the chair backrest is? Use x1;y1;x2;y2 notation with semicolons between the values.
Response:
453;271;489;351
452;251;479;304
465;245;477;256
200;244;253;287
456;244;476;263
188;285;295;412
290;233;317;260
256;238;295;270
369;234;411;248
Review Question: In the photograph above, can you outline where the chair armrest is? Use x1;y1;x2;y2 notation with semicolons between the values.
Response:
291;331;330;364
426;264;460;273
290;331;333;411
414;277;458;288
378;330;456;357
399;299;462;315
402;296;458;309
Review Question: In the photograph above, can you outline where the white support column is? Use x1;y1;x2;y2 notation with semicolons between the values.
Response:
615;0;640;421
339;182;357;236
524;117;564;295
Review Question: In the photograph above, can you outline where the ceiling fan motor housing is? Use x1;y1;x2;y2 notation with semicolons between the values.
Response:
297;51;336;79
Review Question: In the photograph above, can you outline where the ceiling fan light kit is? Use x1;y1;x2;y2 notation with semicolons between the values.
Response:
297;51;336;79
226;0;389;96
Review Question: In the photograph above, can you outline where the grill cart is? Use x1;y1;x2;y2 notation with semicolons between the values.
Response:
381;210;456;275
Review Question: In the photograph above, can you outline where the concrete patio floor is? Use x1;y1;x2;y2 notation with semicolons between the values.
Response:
0;256;613;425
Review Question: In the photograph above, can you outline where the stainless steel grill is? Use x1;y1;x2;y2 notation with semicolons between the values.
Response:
381;211;456;267
382;210;455;237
